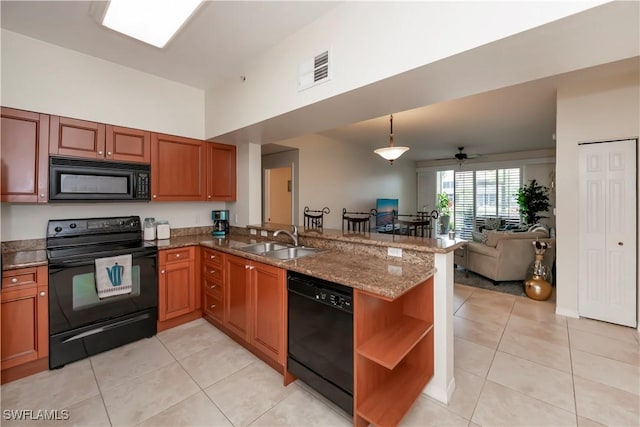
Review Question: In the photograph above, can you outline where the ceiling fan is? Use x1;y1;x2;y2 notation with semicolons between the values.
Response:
454;147;480;161
437;147;481;164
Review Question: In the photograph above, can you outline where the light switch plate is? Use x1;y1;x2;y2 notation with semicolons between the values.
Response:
388;247;403;258
250;229;257;235
260;230;268;237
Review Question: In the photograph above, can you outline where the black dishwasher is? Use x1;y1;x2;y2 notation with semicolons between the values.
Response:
287;271;354;415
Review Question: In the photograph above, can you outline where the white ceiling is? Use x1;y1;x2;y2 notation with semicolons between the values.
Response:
0;1;341;90
1;1;637;161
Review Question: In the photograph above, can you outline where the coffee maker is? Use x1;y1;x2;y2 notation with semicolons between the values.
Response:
211;210;229;236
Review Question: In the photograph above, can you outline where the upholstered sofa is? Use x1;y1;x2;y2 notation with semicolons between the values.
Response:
455;230;555;282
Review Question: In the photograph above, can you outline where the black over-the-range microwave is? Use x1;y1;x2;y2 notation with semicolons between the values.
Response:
49;156;151;202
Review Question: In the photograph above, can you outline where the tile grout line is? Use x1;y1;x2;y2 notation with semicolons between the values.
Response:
153;331;236;427
88;357;115;427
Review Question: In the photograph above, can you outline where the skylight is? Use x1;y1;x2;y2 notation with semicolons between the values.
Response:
101;0;203;48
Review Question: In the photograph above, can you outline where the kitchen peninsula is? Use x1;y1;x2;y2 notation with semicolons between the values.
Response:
244;224;462;409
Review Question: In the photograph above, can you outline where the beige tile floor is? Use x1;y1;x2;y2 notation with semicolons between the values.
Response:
1;283;639;426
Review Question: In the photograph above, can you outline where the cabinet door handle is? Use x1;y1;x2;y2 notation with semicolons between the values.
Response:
618;242;624;246
209;270;216;275
153;195;157;199
11;277;18;283
40;193;46;198
210;255;216;259
176;254;181;258
209;284;216;289
107;151;112;156
207;195;212;199
98;150;103;155
210;304;216;309
39;291;46;297
161;270;165;274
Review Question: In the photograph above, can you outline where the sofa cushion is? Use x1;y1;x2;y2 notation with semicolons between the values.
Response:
466;241;499;257
485;230;549;247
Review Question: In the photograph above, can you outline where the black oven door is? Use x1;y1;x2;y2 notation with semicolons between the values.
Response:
48;251;158;335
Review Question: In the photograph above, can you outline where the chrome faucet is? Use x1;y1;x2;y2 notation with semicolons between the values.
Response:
274;225;299;246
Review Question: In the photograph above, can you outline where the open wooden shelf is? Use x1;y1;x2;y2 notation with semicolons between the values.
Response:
357;315;432;369
356;360;432;427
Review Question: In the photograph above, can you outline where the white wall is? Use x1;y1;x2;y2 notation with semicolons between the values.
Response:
1;30;214;241
277;134;417;230
556;69;640;319
205;1;606;138
0;202;226;241
1;30;204;138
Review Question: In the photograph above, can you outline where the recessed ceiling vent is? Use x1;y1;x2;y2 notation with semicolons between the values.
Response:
298;50;330;91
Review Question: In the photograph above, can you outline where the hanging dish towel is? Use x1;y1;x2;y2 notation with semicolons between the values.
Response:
95;254;133;298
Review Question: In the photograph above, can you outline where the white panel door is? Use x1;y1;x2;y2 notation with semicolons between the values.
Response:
578;139;637;327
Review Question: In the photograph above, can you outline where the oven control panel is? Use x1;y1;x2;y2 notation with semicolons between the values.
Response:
47;216;141;237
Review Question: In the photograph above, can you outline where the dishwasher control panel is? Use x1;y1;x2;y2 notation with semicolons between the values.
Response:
288;271;353;313
315;289;352;310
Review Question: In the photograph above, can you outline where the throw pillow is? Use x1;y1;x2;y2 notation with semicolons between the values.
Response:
472;230;489;243
484;217;502;230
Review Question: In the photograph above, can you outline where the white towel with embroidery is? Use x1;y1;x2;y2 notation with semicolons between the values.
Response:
95;254;132;298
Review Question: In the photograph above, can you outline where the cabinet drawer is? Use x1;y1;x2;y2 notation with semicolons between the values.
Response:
203;293;223;322
201;249;223;267
202;262;223;281
203;277;223;298
161;247;194;264
2;268;39;289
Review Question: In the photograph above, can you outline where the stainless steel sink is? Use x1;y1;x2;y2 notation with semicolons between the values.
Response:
238;241;291;254
264;246;324;260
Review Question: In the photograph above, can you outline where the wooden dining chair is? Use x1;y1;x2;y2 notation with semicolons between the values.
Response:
342;208;377;232
303;206;330;229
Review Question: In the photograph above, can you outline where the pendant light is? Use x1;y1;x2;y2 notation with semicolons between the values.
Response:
374;115;410;164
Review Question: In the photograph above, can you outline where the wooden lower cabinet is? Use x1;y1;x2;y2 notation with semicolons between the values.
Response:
224;254;286;368
225;255;251;340
1;266;49;383
250;262;286;366
353;276;434;426
158;246;200;330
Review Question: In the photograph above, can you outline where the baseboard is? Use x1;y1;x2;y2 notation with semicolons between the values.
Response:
423;376;456;404
157;310;202;332
555;306;579;318
1;357;48;384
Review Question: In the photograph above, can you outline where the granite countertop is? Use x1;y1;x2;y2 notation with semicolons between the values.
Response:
247;223;465;254
2;250;48;271
2;232;437;299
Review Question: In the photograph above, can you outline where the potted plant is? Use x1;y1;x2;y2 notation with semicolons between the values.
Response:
437;192;451;233
516;179;551;226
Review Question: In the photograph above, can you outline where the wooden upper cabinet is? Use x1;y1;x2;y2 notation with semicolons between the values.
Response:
151;133;206;201
1;107;49;203
207;142;237;201
49;116;106;159
106;126;150;163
